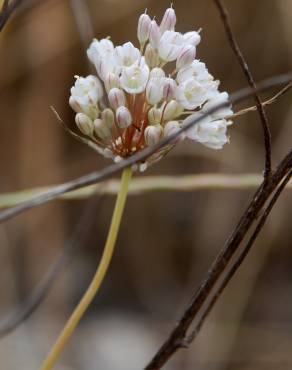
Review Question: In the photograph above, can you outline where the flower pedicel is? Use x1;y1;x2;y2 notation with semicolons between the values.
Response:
69;7;233;171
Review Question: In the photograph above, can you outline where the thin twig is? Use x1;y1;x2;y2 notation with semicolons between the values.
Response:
214;0;272;179
0;193;104;338
0;73;291;224
0;174;292;208
229;82;292;118
184;168;292;345
0;0;23;32
144;149;292;370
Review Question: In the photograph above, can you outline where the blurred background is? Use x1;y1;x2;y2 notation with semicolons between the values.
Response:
0;0;292;369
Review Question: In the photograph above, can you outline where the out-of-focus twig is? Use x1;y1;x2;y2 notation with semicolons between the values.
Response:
69;0;95;50
0;0;23;32
214;0;272;179
184;168;292;345
0;193;104;338
144;149;292;370
229;82;292;118
0;174;291;208
0;72;291;223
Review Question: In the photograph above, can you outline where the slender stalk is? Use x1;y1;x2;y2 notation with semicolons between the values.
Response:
40;167;132;370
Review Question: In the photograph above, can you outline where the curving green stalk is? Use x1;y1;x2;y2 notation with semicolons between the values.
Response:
41;167;132;370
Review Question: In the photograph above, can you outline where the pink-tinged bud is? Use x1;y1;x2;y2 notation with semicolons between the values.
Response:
104;73;120;92
160;7;176;34
183;31;201;46
116;106;132;128
137;13;152;44
75;113;93;136
93;118;112;140
148;107;162;124
149;20;161;49
108;88;126;110
176;45;196;69
145;44;160;68
144;124;163;146
146;80;163;105
162;78;177;101
164;120;183;141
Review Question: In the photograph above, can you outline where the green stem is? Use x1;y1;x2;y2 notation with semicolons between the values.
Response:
41;167;132;370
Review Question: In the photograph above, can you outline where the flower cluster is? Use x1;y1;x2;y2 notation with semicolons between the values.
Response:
69;7;233;171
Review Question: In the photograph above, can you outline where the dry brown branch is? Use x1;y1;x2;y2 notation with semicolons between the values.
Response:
214;0;272;179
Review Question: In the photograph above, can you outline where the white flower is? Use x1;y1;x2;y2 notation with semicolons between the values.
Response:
137;12;151;44
149;20;161;49
183;113;231;149
202;92;233;119
177;78;209;110
176;60;213;84
116;106;132;128
115;42;141;67
108;88;126;110
70;75;103;117
75;113;94;135
144;125;163;145
158;31;184;62
146;78;163;105
94;118;112;140
87;39;114;65
176;45;196;70
160;7;176;34
120;58;149;94
183;31;201;47
69;6;234;170
145;44;160;68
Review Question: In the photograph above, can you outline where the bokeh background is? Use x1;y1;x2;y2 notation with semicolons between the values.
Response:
0;0;292;369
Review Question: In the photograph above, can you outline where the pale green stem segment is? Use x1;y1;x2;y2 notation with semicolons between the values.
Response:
41;167;132;370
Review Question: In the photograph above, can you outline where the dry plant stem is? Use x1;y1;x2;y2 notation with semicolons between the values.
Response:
0;194;104;339
214;0;272;179
0;72;291;224
230;82;292;118
185;168;292;345
144;150;292;370
40;167;132;370
0;0;22;31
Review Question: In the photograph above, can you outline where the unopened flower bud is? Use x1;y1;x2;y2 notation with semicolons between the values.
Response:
148;107;162;124
163;100;183;121
116;106;132;128
183;31;201;46
149;20;161;49
101;108;115;128
108;88;126;110
69;96;81;113
150;67;165;79
104;72;120;92
160;7;176;34
146;80;163;105
145;44;160;68
75;113;93;136
137;12;151;44
176;45;196;70
144;124;163;146
164;120;183;141
93;118;112;140
163;78;177;101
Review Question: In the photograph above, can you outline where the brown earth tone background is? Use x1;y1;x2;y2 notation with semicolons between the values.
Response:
0;0;291;369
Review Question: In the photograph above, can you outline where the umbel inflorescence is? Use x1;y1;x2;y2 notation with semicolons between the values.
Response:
69;7;233;171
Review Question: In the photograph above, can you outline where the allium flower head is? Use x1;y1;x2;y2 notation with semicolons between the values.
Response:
69;7;234;171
